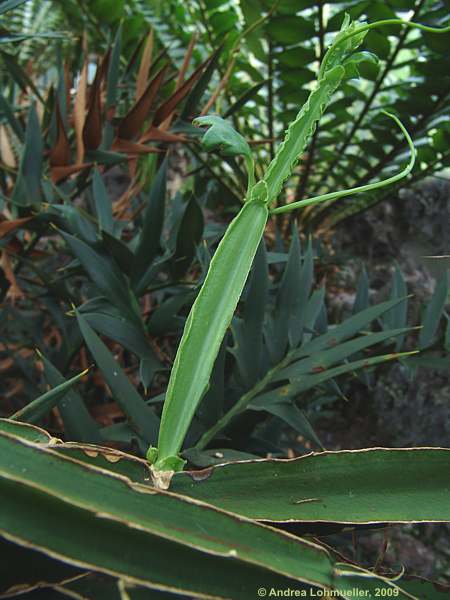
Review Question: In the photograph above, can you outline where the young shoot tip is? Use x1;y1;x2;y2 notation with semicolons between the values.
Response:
271;111;416;216
320;18;450;79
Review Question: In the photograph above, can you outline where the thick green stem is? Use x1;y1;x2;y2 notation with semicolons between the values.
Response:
152;199;268;471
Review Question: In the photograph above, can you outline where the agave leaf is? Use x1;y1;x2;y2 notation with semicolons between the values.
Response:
290;237;314;347
82;51;110;151
224;80;267;118
445;314;450;353
0;418;52;444
78;298;163;389
383;265;408;350
179;45;223;121
92;169;114;234
40;353;102;443
257;402;323;449
403;355;450;372
0;216;31;239
352;266;369;315
263;313;287;368
273;326;414;384
273;228;302;353
146;290;196;337
75;310;159;444
10;367;89;424
136;29;154;102
118;65;167;140
398;577;450;599
172;447;450;524
171;196;204;280
101;232;135;273
0;92;24;141
152;55;212;126
231;241;268;388
253;350;414;407
183;448;259;469
58;573;182;600
48;98;70;167
131;158;167;291
11;104;43;207
419;274;449;349
0;51;43;101
0;431;335;596
49;204;98;244
61;230;142;328
86;149;127;166
0;431;420;598
0;537;82;597
53;573;123;600
290;296;409;362
302;286;326;344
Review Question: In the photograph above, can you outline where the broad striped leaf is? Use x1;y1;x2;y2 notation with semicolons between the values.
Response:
0;537;82;598
172;447;450;524
0;418;52;444
0;430;422;598
0;430;345;596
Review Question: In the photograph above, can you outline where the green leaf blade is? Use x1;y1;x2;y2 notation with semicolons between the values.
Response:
10;368;88;424
172;448;450;523
75;310;159;444
419;274;448;349
155;200;269;467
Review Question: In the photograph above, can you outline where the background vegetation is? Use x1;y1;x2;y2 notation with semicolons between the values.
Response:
0;0;449;596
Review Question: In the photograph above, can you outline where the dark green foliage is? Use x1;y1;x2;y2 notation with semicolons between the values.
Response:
147;0;450;227
0;0;449;592
0;6;224;447
188;233;424;456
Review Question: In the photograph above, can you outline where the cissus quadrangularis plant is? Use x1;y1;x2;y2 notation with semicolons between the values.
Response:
147;16;450;488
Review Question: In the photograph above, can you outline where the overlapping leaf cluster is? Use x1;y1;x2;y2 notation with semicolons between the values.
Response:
1;418;449;599
0;11;217;448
